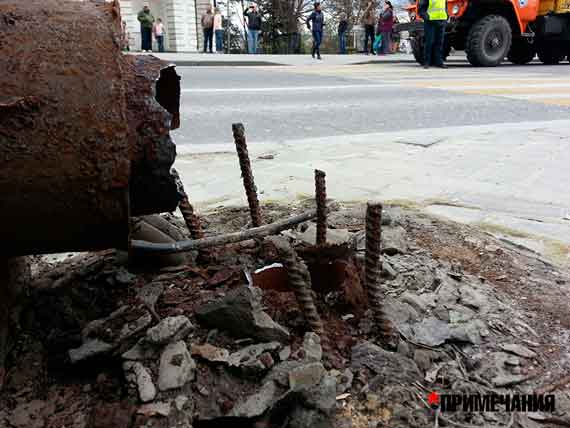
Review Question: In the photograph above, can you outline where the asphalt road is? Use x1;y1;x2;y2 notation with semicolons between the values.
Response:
175;60;570;145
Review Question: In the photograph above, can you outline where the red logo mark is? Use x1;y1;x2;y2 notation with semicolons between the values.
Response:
428;391;440;407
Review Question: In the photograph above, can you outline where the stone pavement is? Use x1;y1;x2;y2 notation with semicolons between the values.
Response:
173;119;570;263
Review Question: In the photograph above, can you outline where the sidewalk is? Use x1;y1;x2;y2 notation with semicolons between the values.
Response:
173;119;570;262
131;52;463;66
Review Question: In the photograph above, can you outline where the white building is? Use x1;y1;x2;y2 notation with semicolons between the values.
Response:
121;0;214;52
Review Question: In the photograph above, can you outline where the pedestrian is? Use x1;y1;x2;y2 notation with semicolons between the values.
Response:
244;4;262;54
154;18;165;53
214;8;224;53
307;2;324;60
419;0;448;68
362;1;376;55
137;5;154;52
122;21;130;52
201;5;214;53
338;12;348;54
378;1;394;55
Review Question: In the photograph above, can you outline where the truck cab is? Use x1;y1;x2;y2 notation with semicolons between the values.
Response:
398;0;570;66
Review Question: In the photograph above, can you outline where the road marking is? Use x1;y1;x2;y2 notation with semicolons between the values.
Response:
508;93;570;100
181;83;400;93
419;81;570;90
415;77;570;107
461;87;570;95
538;99;570;106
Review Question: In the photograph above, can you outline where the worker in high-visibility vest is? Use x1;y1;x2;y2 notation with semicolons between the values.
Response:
419;0;448;68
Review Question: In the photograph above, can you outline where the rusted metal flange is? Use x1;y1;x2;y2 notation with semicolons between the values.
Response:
0;0;182;256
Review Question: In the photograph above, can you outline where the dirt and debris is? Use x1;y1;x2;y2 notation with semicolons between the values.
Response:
1;202;570;428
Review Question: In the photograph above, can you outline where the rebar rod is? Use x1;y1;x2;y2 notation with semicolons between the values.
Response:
314;169;327;246
271;237;330;354
232;123;262;227
365;202;397;347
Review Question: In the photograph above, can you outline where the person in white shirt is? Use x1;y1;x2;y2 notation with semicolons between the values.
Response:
153;18;165;52
213;8;224;53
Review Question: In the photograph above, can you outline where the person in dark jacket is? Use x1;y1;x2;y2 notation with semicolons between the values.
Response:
338;12;348;54
362;1;376;55
244;4;262;54
419;0;448;68
377;1;394;55
201;5;214;53
307;2;324;60
137;6;155;52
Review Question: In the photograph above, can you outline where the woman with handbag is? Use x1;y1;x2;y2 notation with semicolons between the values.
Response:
378;1;394;55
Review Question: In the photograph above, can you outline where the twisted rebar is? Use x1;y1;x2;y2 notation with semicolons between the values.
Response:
179;196;204;240
271;237;330;354
314;169;327;247
171;168;204;240
232;123;262;227
365;202;397;348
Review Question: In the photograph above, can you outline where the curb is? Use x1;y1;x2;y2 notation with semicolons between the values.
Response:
172;60;286;67
171;58;467;67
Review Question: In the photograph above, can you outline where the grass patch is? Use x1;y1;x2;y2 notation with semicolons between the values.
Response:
544;240;570;266
474;222;534;239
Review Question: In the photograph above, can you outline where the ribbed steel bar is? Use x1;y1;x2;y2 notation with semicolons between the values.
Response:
314;169;327;246
272;238;330;354
365;202;397;347
232;123;262;227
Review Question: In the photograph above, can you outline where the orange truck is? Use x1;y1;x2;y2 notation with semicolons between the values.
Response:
398;0;570;66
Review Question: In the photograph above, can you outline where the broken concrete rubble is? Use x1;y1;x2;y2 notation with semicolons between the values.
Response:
123;361;157;403
500;343;538;358
157;341;196;391
122;340;160;361
3;203;570;428
298;332;323;362
229;380;283;418
69;339;114;364
191;343;231;363
282;223;353;247
227;341;281;375
137;401;171;417
69;305;153;363
352;225;408;255
289;362;326;391
146;315;194;345
195;286;290;342
351;341;421;385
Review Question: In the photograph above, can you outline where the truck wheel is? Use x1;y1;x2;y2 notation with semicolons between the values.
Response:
466;15;512;67
537;46;564;65
507;39;535;64
411;35;452;65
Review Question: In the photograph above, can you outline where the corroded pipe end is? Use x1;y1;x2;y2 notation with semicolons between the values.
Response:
0;1;183;256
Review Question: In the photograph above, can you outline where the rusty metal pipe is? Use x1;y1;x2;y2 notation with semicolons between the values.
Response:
0;0;182;257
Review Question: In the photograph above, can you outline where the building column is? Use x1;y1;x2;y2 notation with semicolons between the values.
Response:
120;0;141;51
166;0;198;52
